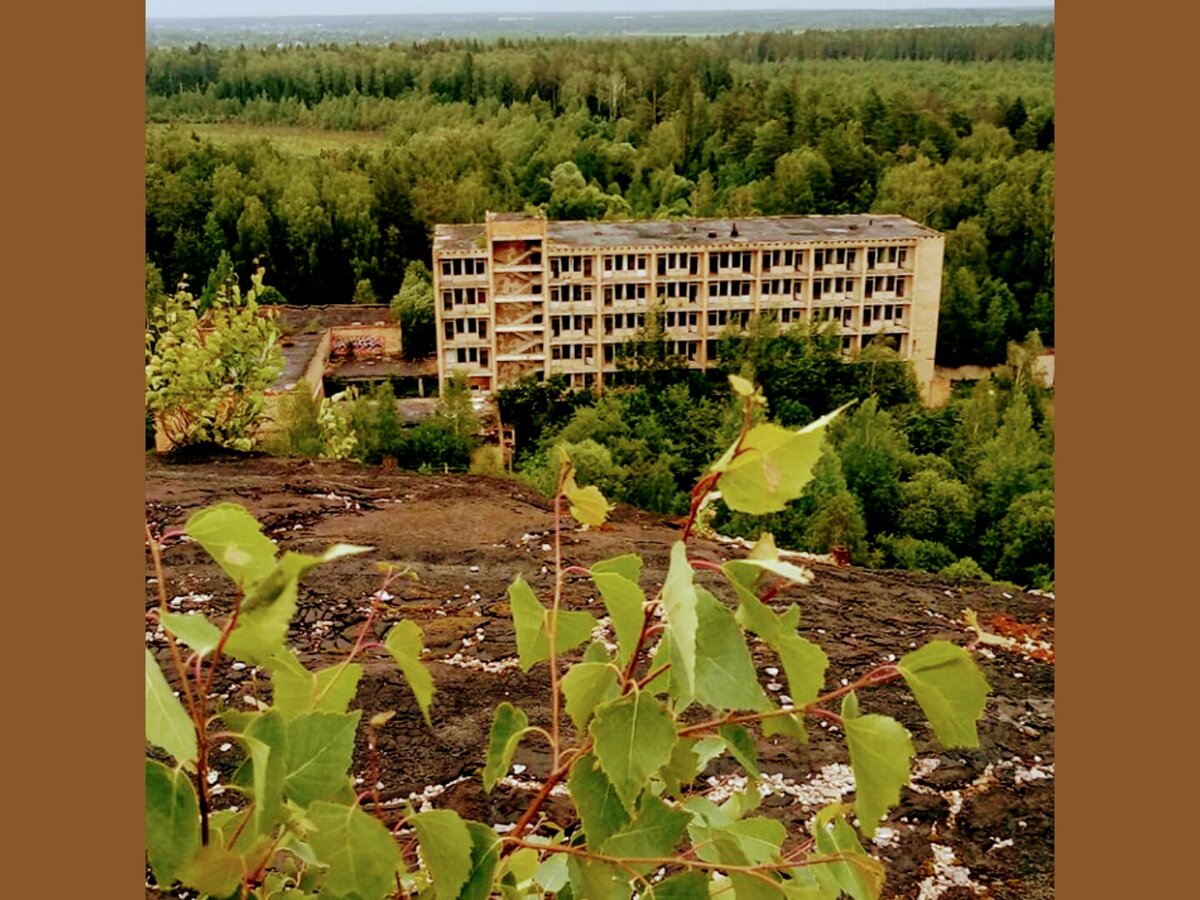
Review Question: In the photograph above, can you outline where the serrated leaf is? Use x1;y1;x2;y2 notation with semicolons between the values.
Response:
724;568;828;717
591;571;645;668
561;662;620;733
145;649;197;769
566;856;626;900
726;817;787;865
718;724;760;777
567;750;631;847
231;709;288;836
307;800;401;900
268;649;363;719
713;405;849;514
180;842;244;897
646;870;710;899
460;821;503;900
145;759;200;886
384;620;435;725
284;712;360;806
660;541;699;701
812;804;886;900
841;710;914;839
590;690;677;814
509;575;548;671
694;588;771;712
412;808;473;900
564;474;611;527
483;702;528;793
508;574;596;671
186;502;277;588
160;612;222;657
591;553;643;585
658;738;701;798
897;640;991;748
224;568;300;666
599;792;691;867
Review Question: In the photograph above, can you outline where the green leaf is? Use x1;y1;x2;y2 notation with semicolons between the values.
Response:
460;821;503;900
812;804;886;900
718;724;760;777
566;856;626;900
564;473;611;527
726;817;787;865
694;588;771;712
384;620;435;725
590;553;643;585
535;852;570;893
897;640;991;748
657;738;701;798
160;612;222;657
724;568;828;714
145;759;200;886
660;541;699;701
224;568;300;666
179;843;244;897
483;702;528;793
508;575;548;671
284;712;360;806
840;708;914;839
561;662;621;733
728;373;756;397
567;750;631;847
724;557;815;587
507;574;596;671
230;710;288;836
185;502;277;588
307;800;401;900
713;405;850;515
591;571;646;668
645;870;710;899
590;689;678;814
412;808;473;900
145;649;197;769
599;792;691;864
271;651;364;719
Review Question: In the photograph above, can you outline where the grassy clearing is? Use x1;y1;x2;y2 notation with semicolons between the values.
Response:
146;122;391;155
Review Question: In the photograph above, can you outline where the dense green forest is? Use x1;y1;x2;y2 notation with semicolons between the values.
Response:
146;25;1054;588
145;24;1054;365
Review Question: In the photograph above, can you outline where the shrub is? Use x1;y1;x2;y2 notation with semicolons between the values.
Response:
146;377;992;900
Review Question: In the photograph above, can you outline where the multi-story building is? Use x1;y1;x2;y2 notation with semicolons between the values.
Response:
433;212;944;402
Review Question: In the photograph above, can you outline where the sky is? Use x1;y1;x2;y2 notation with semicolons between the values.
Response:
146;1;1053;21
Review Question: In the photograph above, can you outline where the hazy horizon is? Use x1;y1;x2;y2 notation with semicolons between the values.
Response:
147;1;1055;21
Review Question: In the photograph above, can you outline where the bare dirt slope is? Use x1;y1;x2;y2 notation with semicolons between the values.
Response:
145;456;1054;899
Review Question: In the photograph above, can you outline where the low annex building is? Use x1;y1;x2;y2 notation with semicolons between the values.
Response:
433;212;945;402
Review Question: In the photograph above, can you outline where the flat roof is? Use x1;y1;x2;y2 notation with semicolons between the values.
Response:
272;304;397;335
434;213;938;254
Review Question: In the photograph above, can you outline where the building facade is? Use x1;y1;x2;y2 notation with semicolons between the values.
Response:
433;212;944;402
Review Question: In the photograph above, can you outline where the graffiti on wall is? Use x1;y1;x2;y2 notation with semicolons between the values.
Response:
330;334;385;359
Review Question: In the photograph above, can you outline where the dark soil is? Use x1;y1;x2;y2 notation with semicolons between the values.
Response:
145;456;1054;899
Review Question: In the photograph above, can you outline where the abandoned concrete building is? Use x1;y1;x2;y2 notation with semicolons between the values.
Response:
433;212;945;402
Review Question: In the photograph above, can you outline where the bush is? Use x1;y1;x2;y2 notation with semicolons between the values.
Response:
939;556;992;584
146;378;993;900
882;535;958;573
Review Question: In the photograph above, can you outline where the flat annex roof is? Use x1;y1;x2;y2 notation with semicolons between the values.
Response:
434;213;939;254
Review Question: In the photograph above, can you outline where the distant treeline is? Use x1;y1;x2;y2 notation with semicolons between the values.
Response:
146;25;1053;366
147;25;1053;99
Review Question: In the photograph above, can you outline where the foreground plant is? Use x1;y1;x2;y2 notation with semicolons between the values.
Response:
145;376;990;899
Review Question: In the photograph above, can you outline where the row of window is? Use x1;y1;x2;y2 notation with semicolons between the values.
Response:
443;317;489;340
441;245;913;282
441;287;488;310
452;346;490;366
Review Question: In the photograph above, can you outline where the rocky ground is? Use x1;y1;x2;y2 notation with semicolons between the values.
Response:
145;456;1054;899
